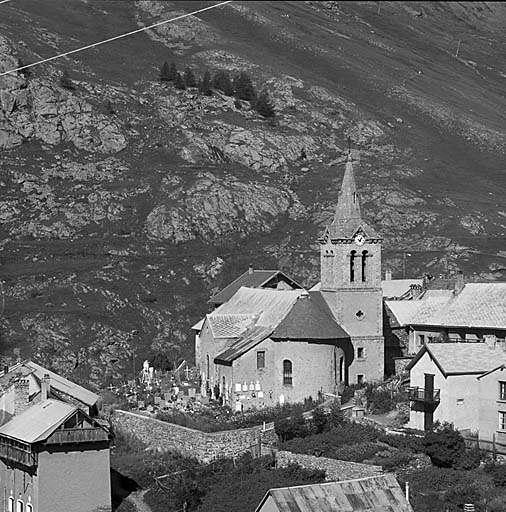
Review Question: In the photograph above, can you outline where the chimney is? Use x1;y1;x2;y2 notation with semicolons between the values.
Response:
41;374;51;401
484;334;497;350
454;270;465;295
385;270;392;281
410;284;422;300
14;379;30;415
248;264;254;275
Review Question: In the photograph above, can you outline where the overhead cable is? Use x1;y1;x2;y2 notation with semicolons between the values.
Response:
0;1;233;77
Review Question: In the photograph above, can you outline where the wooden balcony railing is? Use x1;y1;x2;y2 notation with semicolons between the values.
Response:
408;386;441;403
47;428;109;445
0;441;37;467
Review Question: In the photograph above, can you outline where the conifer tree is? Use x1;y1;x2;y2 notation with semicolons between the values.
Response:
234;71;256;101
60;69;76;91
254;88;275;118
199;70;213;96
212;70;234;96
168;62;178;81
184;67;197;88
160;61;171;82
174;72;186;90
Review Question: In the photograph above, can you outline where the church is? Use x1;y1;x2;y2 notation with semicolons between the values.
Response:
194;154;384;410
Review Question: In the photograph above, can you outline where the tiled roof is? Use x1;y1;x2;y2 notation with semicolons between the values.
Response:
208;270;302;305
271;291;349;341
256;474;413;512
412;283;506;329
207;314;256;338
214;326;273;365
212;287;305;328
406;342;506;375
0;399;77;444
382;279;423;299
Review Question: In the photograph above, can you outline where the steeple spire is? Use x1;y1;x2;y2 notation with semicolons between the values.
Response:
332;153;362;226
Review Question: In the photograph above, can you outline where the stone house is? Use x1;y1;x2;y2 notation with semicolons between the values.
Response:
406;342;506;446
195;155;385;410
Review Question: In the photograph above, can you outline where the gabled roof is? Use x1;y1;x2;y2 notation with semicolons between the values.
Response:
212;287;305;328
255;474;413;512
208;269;302;305
0;361;99;408
0;399;77;444
271;291;349;341
214;326;273;366
207;314;257;338
406;342;506;376
411;283;506;329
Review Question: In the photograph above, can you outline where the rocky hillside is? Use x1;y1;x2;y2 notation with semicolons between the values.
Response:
1;1;506;388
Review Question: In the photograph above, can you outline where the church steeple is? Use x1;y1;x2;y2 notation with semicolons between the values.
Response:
332;153;362;227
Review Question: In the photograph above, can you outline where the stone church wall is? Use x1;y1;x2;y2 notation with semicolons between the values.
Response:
112;410;269;463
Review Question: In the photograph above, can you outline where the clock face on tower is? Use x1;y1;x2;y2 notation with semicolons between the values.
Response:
354;233;365;246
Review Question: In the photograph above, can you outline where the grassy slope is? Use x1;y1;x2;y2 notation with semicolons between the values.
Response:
1;1;506;385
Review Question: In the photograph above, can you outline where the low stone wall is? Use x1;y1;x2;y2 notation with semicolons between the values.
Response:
275;450;383;481
113;410;266;463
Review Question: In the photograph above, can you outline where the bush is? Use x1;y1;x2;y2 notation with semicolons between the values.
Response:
485;463;506;487
184;67;197;88
198;70;213;96
254;89;275;118
233;71;256;101
274;410;308;442
423;422;466;468
330;442;380;462
212;70;234;96
374;450;413;472
159;61;171;82
174;72;186;90
311;406;328;434
378;433;424;453
60;69;76;90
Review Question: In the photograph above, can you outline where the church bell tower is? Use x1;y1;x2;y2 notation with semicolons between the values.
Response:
318;153;384;383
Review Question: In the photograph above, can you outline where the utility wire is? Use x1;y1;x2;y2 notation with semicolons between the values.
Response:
0;0;14;4
0;0;233;77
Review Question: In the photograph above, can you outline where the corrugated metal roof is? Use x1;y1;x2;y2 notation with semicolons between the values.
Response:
214;326;273;365
381;279;423;299
256;474;413;512
0;399;76;444
208;270;302;305
207;314;257;338
407;343;506;375
272;291;349;341
212;287;304;328
25;361;99;407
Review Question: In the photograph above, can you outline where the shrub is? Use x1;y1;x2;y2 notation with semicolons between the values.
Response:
159;61;172;82
60;69;76;90
184;67;197;88
254;89;275;118
423;422;466;468
174;72;186;90
199;70;213;96
484;463;506;487
311;406;328;434
328;401;345;427
233;71;256;101
212;70;234;96
378;433;424;453
330;442;380;462
374;450;413;472
366;388;396;414
274;410;308;442
456;446;481;470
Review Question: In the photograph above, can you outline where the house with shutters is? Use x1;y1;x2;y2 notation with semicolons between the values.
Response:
406;341;506;451
0;362;111;512
195;154;385;410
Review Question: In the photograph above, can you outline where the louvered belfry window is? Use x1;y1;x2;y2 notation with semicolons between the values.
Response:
283;360;293;386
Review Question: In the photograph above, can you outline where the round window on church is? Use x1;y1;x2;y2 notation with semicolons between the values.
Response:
355;310;365;321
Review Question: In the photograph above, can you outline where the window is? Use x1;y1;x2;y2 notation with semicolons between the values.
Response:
357;374;364;384
419;334;425;346
500;382;506;401
257;351;265;370
206;355;210;379
500;411;506;430
26;506;32;512
16;500;23;512
283;360;293;386
357;347;364;359
361;250;368;282
350;251;356;282
8;497;14;512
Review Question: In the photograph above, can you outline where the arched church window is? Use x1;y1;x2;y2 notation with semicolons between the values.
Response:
283;360;293;386
361;250;368;282
350;251;356;282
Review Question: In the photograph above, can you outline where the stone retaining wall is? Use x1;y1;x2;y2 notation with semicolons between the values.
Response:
275;450;383;481
113;410;268;463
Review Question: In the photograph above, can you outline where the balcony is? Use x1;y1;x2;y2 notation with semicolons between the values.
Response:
408;386;440;403
46;428;110;445
0;440;37;467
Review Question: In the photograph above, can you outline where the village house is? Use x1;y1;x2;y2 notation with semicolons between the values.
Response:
255;474;413;512
195;155;385;410
406;342;506;451
0;362;111;512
